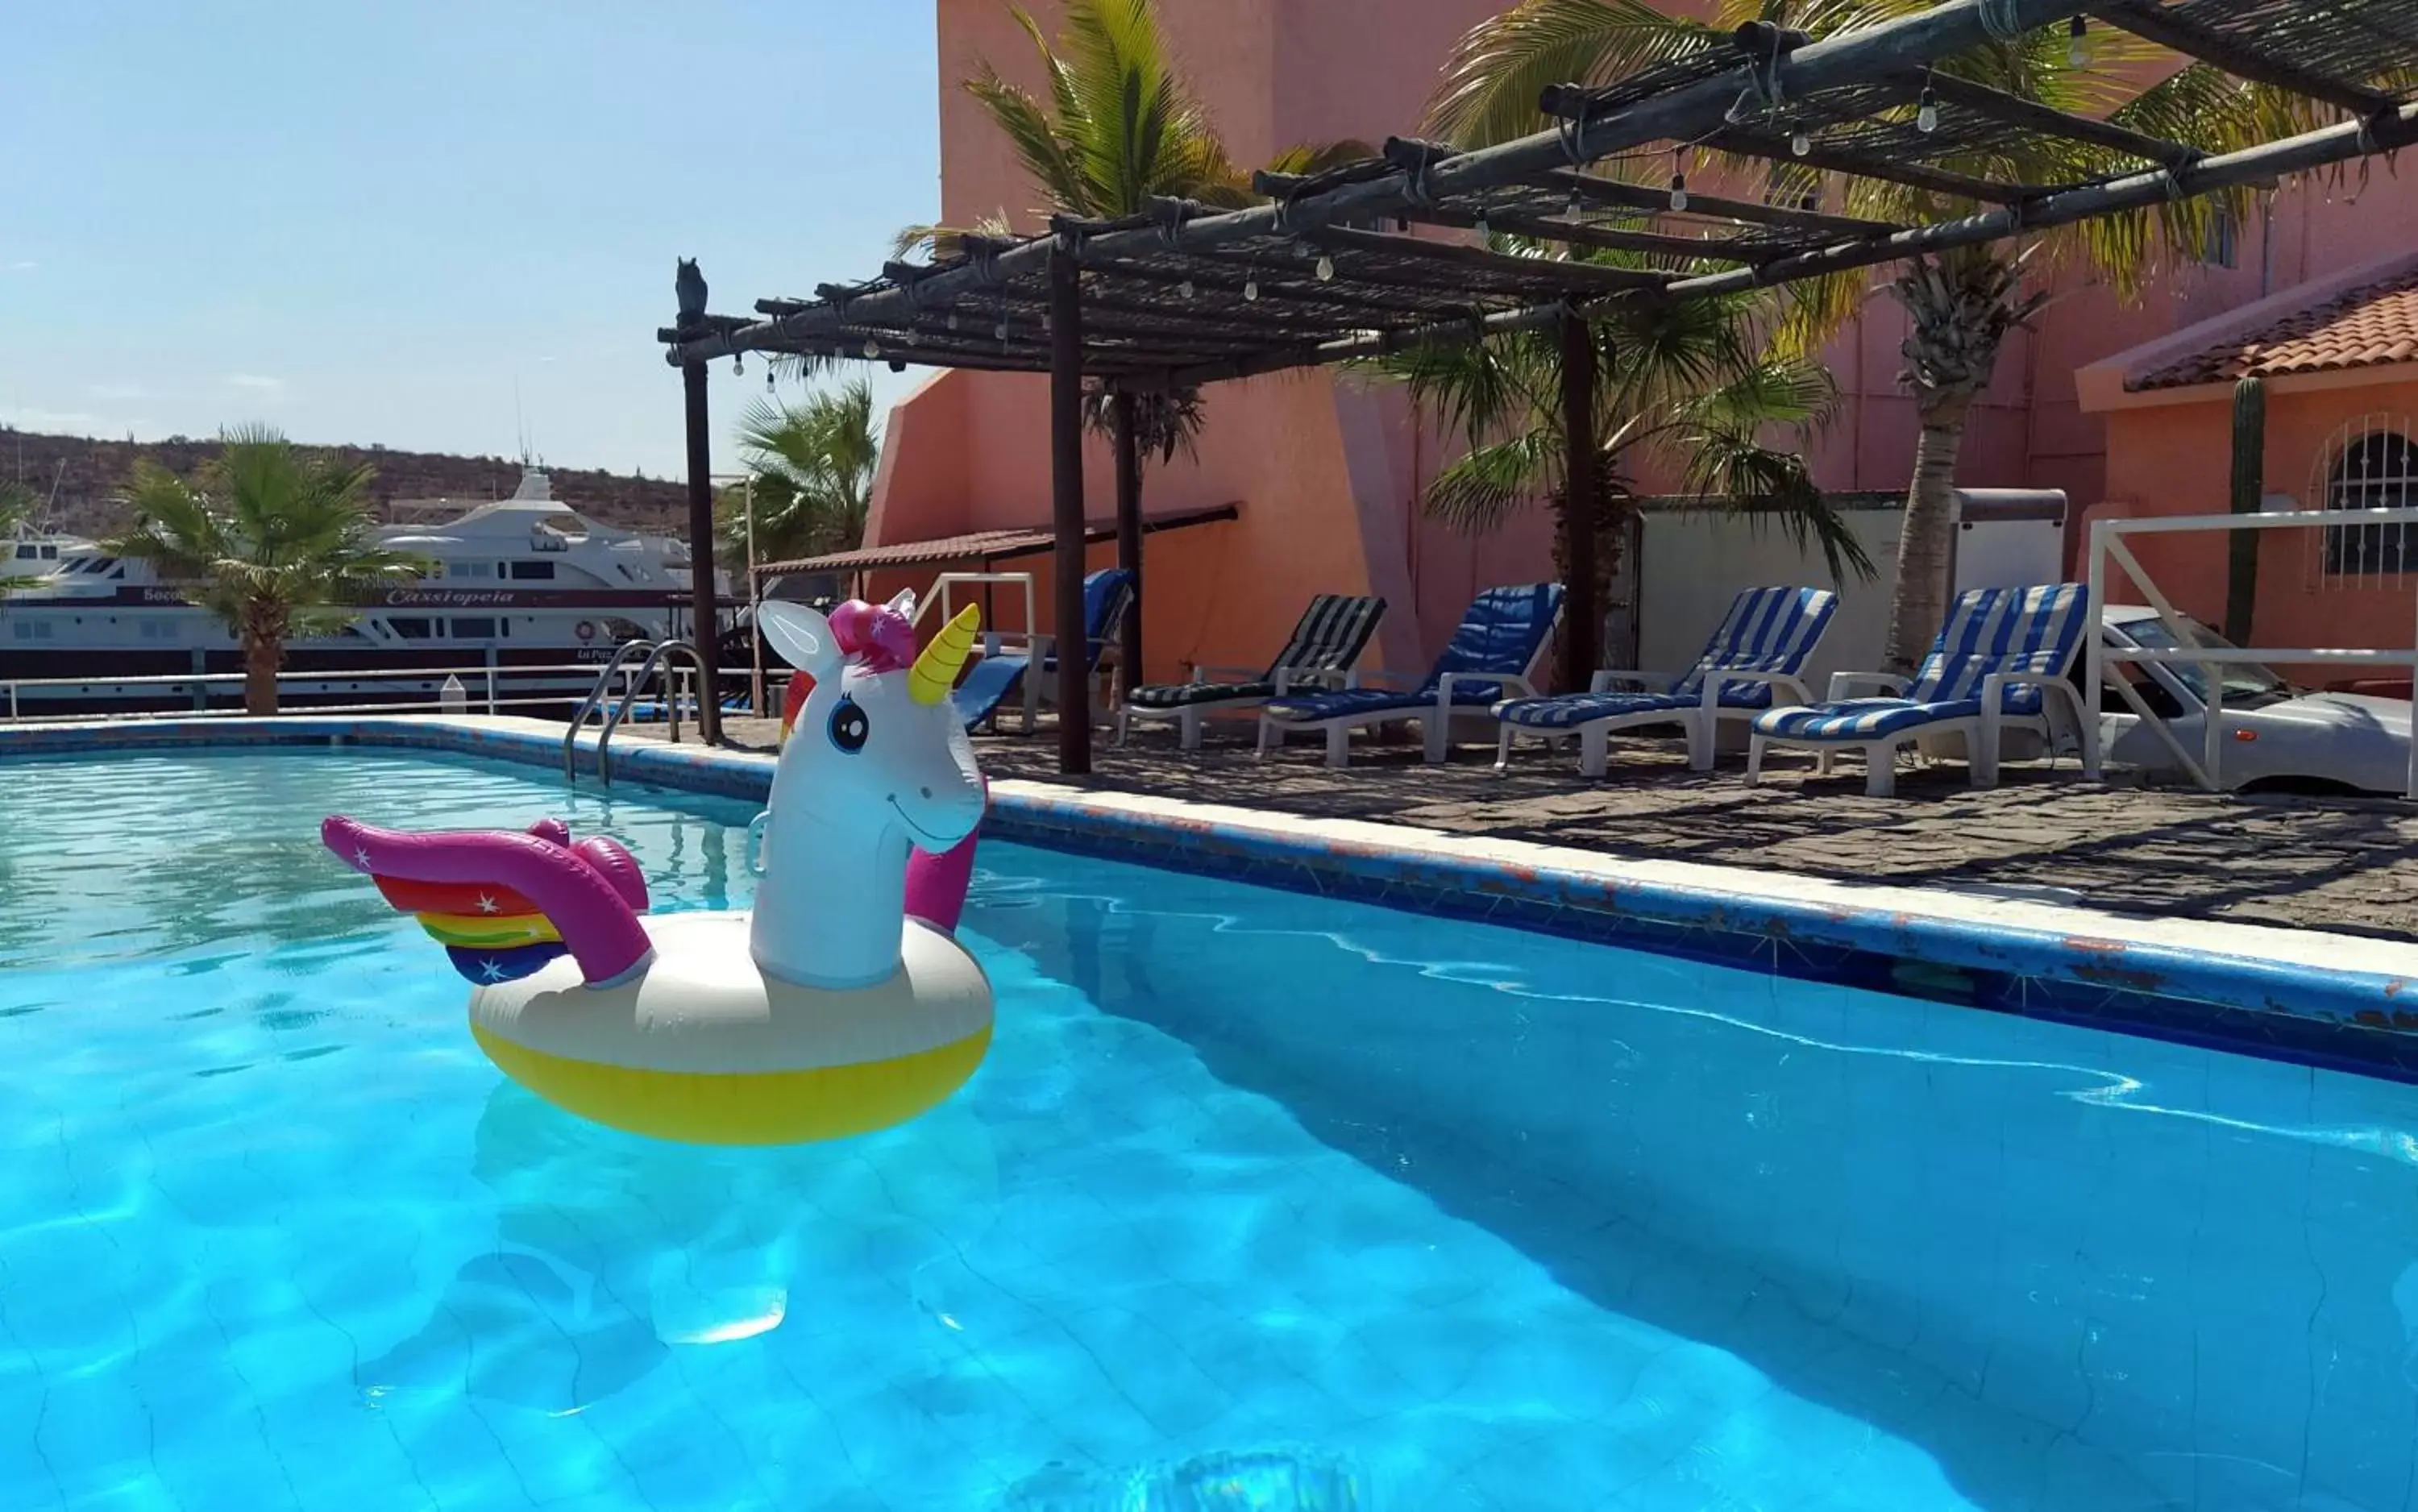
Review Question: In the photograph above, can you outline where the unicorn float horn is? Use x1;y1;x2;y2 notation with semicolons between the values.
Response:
909;604;982;706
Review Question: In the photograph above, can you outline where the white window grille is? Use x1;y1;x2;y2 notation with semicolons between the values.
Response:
2314;414;2418;580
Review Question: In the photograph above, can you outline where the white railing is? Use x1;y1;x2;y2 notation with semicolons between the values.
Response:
918;571;1040;644
2086;506;2418;799
0;659;646;726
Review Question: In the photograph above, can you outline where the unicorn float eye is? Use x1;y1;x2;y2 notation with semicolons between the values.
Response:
828;696;870;754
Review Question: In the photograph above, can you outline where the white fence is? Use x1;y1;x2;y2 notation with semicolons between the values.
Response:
2086;505;2418;799
0;660;650;725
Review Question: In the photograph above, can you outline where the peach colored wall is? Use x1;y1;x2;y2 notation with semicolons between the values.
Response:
2094;376;2418;670
882;0;2418;692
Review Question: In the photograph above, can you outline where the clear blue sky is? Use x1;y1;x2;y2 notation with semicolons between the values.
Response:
0;2;937;480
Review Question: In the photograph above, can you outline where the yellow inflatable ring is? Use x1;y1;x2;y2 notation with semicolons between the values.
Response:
463;912;992;1145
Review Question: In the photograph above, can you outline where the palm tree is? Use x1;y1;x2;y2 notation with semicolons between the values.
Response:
1430;0;2312;669
899;0;1369;466
1365;247;1869;687
720;379;882;568
102;426;427;716
0;480;41;595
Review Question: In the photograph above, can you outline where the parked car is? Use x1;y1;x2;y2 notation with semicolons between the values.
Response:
2091;604;2414;795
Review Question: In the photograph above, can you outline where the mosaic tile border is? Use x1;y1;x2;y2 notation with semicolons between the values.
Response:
7;716;2417;1084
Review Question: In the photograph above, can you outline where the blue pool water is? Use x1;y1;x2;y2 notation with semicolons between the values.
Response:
3;750;2417;1510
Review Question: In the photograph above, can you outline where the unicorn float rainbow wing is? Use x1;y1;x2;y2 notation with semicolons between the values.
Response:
322;593;995;1146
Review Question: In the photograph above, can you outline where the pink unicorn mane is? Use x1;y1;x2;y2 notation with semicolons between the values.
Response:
825;600;916;674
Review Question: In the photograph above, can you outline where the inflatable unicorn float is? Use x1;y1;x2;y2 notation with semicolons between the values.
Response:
321;594;994;1146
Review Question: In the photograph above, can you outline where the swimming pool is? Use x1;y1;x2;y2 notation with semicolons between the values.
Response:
2;749;2415;1510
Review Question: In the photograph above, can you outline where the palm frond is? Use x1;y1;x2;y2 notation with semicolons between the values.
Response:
728;379;883;563
1427;433;1557;535
0;480;44;594
1427;0;1723;148
98;429;427;650
966;64;1096;214
1682;438;1876;582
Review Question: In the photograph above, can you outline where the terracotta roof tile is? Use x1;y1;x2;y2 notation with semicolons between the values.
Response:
2132;266;2418;391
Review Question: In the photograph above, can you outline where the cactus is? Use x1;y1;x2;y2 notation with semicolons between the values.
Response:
2225;375;2266;644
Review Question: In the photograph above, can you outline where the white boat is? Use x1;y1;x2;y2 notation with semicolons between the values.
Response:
0;467;736;715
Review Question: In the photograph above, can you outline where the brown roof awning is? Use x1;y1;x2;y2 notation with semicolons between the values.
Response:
754;501;1238;576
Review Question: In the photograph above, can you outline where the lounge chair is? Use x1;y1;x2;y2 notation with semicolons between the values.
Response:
953;567;1134;732
1747;583;2096;797
1492;585;1839;775
1258;583;1565;768
1116;593;1387;750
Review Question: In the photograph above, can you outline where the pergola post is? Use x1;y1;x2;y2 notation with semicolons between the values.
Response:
1557;305;1602;695
1049;243;1091;774
1111;390;1143;700
675;258;722;743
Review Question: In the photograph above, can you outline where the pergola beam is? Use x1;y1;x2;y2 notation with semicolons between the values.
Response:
2093;0;2399;118
1049;244;1090;772
1143;299;1577;391
1388;202;1771;265
1082;258;1472;320
1300;224;1672;293
1523;167;1904;239
1667;101;2418;299
663;0;2100;364
1705;126;2034;204
1911;69;2203;167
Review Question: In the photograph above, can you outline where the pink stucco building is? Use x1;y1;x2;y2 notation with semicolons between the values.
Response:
862;0;2418;687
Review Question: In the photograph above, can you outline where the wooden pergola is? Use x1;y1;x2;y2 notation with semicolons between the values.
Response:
661;0;2418;769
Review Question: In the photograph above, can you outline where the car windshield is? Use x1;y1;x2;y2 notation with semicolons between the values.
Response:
2118;614;2294;706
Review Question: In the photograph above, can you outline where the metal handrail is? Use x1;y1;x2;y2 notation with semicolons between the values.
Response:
571;639;712;786
564;639;664;780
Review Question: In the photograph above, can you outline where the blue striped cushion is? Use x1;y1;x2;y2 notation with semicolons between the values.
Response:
1266;685;1500;722
1495;692;1698;730
1909;584;2088;712
1754;698;1984;741
1674;586;1839;703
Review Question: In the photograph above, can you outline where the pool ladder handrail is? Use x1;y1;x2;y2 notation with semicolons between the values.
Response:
563;638;710;786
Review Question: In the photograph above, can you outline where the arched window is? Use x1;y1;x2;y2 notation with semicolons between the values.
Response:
2320;420;2418;575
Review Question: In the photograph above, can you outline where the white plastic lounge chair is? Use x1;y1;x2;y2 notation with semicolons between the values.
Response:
1492;585;1839;775
1116;593;1386;750
1747;583;2096;797
1258;583;1565;768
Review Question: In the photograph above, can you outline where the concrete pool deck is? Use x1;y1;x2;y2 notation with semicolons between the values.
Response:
680;712;2418;945
7;712;2417;1070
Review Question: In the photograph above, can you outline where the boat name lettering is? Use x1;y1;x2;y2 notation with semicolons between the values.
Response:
384;589;516;608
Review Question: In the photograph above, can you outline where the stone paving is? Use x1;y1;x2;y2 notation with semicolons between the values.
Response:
648;712;2418;942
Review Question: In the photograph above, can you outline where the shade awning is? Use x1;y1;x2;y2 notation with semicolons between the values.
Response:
754;501;1239;576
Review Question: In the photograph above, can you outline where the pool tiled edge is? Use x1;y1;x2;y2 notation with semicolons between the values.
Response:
10;713;2418;1082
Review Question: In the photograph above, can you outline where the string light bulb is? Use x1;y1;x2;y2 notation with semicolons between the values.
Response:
732;354;743;376
2067;15;2089;68
1917;83;1939;135
1475;214;1491;237
1669;150;1689;211
995;321;1010;341
1244;277;1261;302
862;339;880;359
1178;278;1195;299
1315;255;1336;281
1791;130;1811;157
946;311;960;331
766;365;776;390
